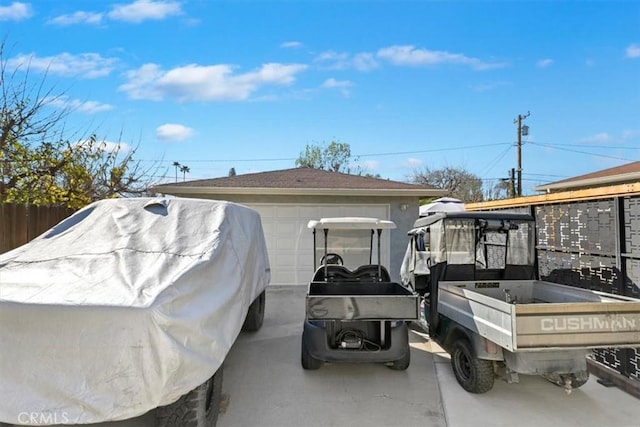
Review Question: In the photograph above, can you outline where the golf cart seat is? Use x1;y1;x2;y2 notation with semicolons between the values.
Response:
352;265;391;282
312;265;391;282
312;265;352;282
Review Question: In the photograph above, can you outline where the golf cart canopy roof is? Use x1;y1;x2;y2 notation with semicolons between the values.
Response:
308;217;397;230
409;211;533;232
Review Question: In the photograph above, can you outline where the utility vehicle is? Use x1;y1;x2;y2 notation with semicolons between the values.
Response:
401;211;640;393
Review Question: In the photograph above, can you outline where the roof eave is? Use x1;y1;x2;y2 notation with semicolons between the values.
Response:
149;185;446;198
534;172;640;192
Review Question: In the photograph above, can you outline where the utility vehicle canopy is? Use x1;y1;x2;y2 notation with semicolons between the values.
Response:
401;210;536;284
409;211;533;234
308;217;396;230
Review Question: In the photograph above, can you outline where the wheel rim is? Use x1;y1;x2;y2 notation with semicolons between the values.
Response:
454;347;472;382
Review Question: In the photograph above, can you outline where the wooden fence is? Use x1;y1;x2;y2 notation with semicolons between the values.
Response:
0;203;76;254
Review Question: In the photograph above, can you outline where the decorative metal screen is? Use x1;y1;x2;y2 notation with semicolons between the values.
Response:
536;196;640;383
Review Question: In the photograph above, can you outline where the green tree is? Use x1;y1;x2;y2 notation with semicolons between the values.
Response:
485;178;514;201
411;166;484;203
0;39;156;209
179;164;190;181
295;141;356;173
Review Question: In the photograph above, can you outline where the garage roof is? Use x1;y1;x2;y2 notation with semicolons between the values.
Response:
534;161;640;193
151;167;445;197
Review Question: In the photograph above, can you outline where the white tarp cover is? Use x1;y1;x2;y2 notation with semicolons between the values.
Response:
0;197;270;424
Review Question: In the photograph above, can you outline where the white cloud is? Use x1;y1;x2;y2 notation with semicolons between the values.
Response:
377;45;506;71
46;96;114;114
281;41;303;49
119;63;165;100
314;50;350;69
119;62;307;102
352;53;379;71
49;11;104;25
321;78;352;89
322;78;353;97
7;52;118;79
579;132;613;143
621;129;640;140
156;123;195;141
0;2;32;21
76;100;114;113
76;139;133;154
314;50;379;71
536;58;554;68
108;0;182;23
101;141;133;153
626;44;640;59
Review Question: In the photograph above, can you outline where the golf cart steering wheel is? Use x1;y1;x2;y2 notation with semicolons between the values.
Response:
320;253;344;265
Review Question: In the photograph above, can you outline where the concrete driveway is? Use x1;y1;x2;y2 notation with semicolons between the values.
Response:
7;285;638;427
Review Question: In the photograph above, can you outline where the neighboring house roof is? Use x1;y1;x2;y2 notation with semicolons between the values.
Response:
534;161;640;193
151;167;444;197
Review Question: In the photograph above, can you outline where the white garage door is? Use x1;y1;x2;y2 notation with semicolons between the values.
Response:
247;204;390;286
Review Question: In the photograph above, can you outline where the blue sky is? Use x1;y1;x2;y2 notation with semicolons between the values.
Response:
1;0;639;194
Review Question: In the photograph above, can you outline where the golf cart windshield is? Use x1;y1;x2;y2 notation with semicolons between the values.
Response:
308;217;396;272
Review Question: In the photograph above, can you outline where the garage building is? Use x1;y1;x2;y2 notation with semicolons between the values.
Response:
151;167;443;286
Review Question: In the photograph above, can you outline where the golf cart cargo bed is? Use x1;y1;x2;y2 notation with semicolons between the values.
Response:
439;279;640;351
306;281;420;321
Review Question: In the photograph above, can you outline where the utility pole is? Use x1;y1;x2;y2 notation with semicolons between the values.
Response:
510;168;516;198
514;112;530;197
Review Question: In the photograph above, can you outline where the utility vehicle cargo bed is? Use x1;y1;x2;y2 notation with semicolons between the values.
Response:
306;282;420;321
439;280;640;351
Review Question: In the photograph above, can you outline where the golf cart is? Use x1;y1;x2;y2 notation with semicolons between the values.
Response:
301;217;420;370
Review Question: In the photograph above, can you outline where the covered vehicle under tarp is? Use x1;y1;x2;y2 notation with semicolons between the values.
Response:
0;197;270;424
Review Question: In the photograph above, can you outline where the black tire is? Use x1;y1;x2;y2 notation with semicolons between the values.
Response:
242;290;266;332
156;367;223;427
388;346;411;370
450;339;494;393
301;337;322;370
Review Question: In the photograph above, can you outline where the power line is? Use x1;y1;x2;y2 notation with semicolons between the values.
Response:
529;142;635;162
135;142;513;163
485;145;514;177
532;142;639;150
356;143;510;158
525;172;570;178
138;157;296;163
